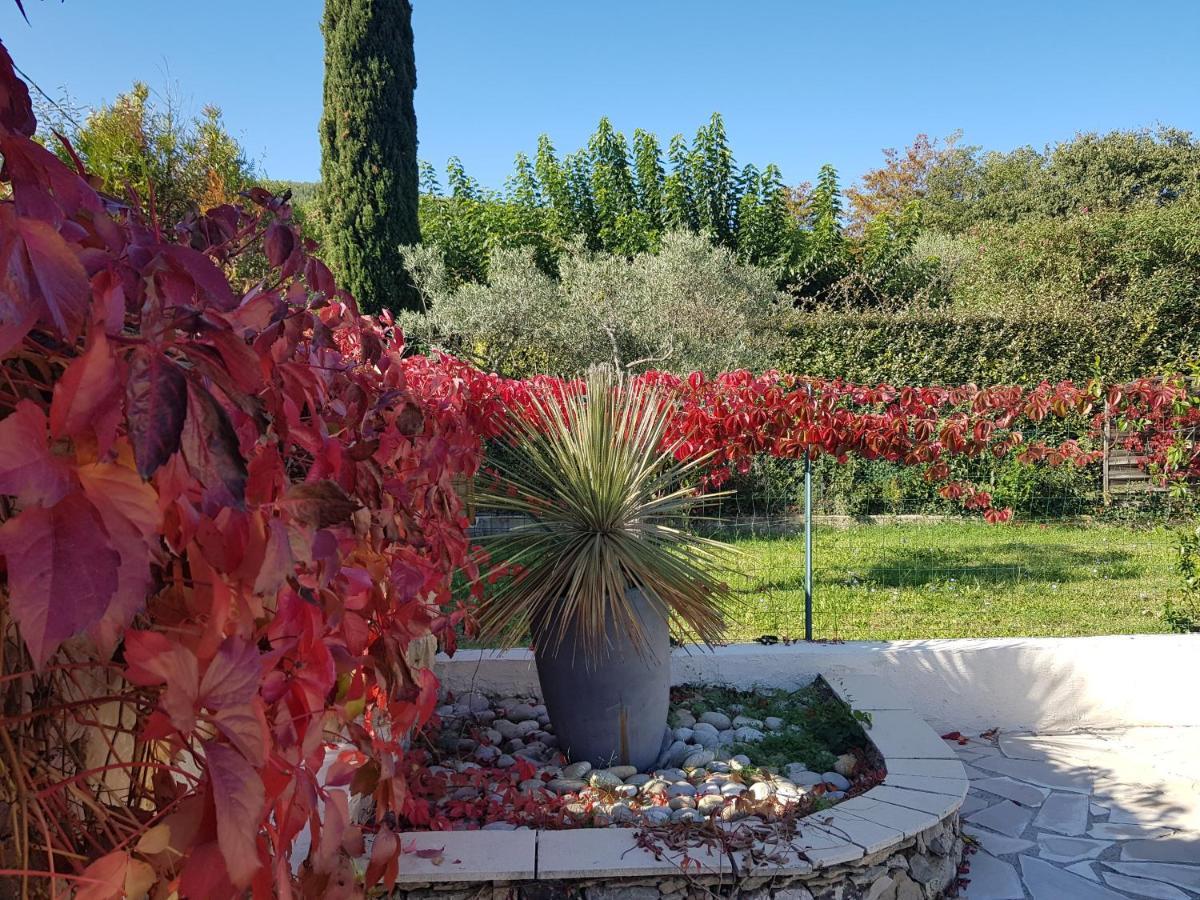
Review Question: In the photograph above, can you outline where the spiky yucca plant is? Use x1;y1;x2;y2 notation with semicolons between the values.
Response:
474;368;738;657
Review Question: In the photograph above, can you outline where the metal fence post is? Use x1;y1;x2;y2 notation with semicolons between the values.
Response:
804;383;814;642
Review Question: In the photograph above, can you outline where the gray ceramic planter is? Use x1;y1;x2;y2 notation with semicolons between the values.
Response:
533;588;670;770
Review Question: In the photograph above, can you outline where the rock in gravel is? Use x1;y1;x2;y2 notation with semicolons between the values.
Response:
672;807;704;824
436;704;455;718
785;765;821;785
776;783;807;803
721;783;746;797
733;726;765;743
482;821;517;830
495;754;516;768
697;795;725;815
461;692;491;712
615;784;638;798
690;723;720;747
589;770;623;791
482;727;502;745
671;709;697;728
661;740;689;767
717;729;736;746
531;704;548;718
657;768;688;782
625;773;651;787
719;804;748;822
563;802;590;821
708;761;731;774
504;738;525;753
730;754;753;770
610;802;636;823
764;716;784;731
822;772;851;791
606;765;638;779
514;720;540;738
673;726;695;742
519;778;547;793
475;746;501;764
668;794;696;810
732;715;764;729
561;761;592;780
506;703;537;723
683;749;715;770
834;754;857;777
641;779;670;797
547;778;587;795
698;711;732;730
748;782;775;801
643;806;672;825
667;782;697;798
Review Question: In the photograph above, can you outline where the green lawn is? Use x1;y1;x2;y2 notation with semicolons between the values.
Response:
721;522;1184;642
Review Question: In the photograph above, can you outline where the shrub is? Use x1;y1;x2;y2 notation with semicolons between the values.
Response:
402;230;787;377
0;43;489;896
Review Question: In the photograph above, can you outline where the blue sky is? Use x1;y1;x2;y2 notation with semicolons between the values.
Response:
6;1;1200;191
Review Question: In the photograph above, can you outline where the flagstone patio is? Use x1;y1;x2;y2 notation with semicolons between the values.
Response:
957;725;1200;899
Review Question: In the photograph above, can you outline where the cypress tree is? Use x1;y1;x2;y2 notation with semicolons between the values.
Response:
320;0;420;313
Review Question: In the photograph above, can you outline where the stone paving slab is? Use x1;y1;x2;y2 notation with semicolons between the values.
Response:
882;771;969;798
863;709;959;759
392;830;537;884
1020;854;1128;898
959;726;1200;899
835;795;942;839
819;672;913;710
1102;861;1200;892
963;850;1024;899
972;775;1049;807
884;757;968;780
537;828;727;879
1102;872;1191;899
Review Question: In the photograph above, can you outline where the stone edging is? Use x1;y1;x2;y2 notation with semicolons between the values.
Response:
388;673;967;898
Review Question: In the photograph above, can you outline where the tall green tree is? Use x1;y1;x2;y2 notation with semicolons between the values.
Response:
320;0;420;313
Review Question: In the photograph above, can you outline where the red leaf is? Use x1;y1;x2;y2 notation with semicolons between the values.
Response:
0;492;119;668
126;347;188;478
75;850;128;900
181;381;247;509
199;636;262;709
0;400;73;505
50;327;123;447
365;826;398;890
0;41;36;136
77;462;159;652
124;630;200;732
155;245;237;312
253;518;295;595
14;216;90;340
265;221;296;268
281;480;361;529
212;701;269;767
206;741;266;888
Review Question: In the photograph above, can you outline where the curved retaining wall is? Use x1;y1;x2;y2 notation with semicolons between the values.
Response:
435;635;1200;733
388;674;966;899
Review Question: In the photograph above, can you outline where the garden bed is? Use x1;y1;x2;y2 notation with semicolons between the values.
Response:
377;675;968;899
403;682;880;832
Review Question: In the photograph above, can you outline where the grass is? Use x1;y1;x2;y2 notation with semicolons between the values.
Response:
721;521;1184;642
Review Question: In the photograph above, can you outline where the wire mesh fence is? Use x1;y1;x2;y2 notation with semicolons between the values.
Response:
466;420;1197;644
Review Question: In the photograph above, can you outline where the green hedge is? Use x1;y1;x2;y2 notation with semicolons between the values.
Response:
774;308;1199;386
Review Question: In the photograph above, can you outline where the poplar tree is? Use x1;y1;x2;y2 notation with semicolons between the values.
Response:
320;0;420;312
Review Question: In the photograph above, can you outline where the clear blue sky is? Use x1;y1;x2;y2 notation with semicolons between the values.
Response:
6;1;1200;191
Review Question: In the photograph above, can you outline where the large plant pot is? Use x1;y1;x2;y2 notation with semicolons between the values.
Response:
533;588;670;770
